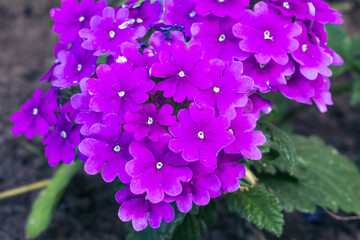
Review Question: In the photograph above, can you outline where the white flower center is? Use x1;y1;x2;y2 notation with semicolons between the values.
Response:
218;34;226;42
116;56;127;64
283;2;290;9
156;162;163;170
77;64;82;72
118;91;125;97
264;30;273;41
218;0;225;2
228;129;234;134
109;31;116;39
147;117;154;125
136;18;143;23
302;44;308;52
60;131;67;139
189;11;196;18
114;145;121;152
259;64;266;69
213;87;220;93
144;195;149;200
118;19;135;29
178;71;185;77
197;131;205;139
32;108;38;116
79;16;85;22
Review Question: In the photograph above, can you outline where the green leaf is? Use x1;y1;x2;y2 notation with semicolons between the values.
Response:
126;210;186;240
227;185;284;236
25;161;82;239
350;77;360;105
252;121;297;176
96;54;109;65
326;24;352;76
172;201;217;240
260;136;360;215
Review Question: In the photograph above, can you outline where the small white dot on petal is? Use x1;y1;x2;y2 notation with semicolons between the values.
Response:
147;117;154;125
218;34;226;42
109;31;116;38
283;2;290;9
264;30;273;40
213;87;220;93
118;91;125;97
77;64;82;72
60;131;67;139
79;16;85;22
178;71;185;77
116;56;127;64
302;44;308;52
198;131;205;139
156;162;163;170
189;11;196;18
32;108;38;116
136;18;143;23
114;145;121;152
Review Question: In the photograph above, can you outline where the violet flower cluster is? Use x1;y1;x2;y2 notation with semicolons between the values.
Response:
11;0;342;231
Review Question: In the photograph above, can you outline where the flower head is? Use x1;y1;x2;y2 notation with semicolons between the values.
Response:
193;0;249;19
129;0;163;29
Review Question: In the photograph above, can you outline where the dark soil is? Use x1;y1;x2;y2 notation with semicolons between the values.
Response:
0;1;359;240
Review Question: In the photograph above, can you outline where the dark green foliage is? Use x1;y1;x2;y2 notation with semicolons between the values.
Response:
227;185;284;236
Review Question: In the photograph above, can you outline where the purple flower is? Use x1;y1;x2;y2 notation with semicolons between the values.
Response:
116;187;174;231
166;161;221;213
124;103;176;142
224;109;266;160
53;42;97;89
233;1;302;65
169;103;234;167
129;0;163;29
190;16;250;62
308;0;343;24
50;0;107;44
40;43;67;82
163;0;201;36
242;55;295;93
193;0;249;19
149;31;185;53
150;41;211;102
116;42;158;71
246;94;273;120
215;150;245;192
277;69;333;112
70;78;102;136
79;114;133;183
268;0;311;20
79;7;146;56
43;107;81;166
194;59;253;120
86;63;154;122
11;88;57;139
291;21;332;80
126;135;193;203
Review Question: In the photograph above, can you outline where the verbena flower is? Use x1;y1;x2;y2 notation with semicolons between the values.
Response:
129;0;163;29
50;0;107;44
126;135;193;203
194;59;253;120
150;41;211;102
190;15;250;62
79;114;133;183
53;42;97;89
124;103;176;142
233;1;302;65
169;103;234;167
11;88;57;139
79;7;146;56
43;106;81;166
116;186;174;231
86;62;154;122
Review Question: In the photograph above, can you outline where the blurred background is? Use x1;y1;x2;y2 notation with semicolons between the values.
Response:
0;0;359;239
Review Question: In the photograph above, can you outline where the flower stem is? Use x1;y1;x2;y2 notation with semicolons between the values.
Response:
0;179;50;200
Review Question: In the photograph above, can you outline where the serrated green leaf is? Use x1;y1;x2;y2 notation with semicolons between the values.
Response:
253;121;297;176
227;185;284;236
25;160;82;239
172;202;216;240
260;135;360;215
